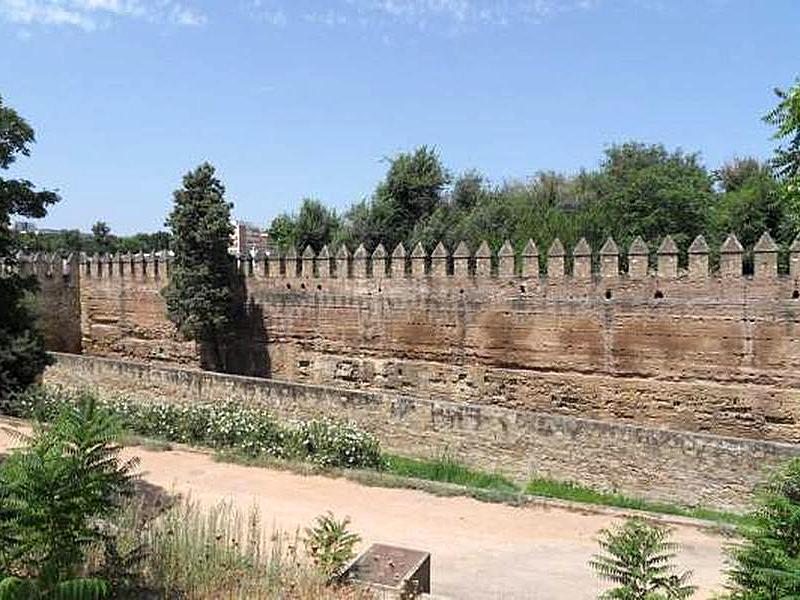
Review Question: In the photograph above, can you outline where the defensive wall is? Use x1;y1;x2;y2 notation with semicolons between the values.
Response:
21;232;800;506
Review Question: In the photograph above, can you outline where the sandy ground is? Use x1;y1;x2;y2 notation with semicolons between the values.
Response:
0;421;728;600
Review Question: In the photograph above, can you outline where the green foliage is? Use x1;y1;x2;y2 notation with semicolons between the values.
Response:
0;394;137;596
304;512;360;578
590;518;695;600
525;479;745;526
592;142;714;253
329;141;739;266
268;198;341;252
386;453;518;493
162;162;235;370
764;80;800;235
0;576;109;600
0;94;58;399
90;221;111;254
336;145;450;251
18;229;173;255
726;458;800;599
6;386;386;470
764;80;800;182
709;158;790;271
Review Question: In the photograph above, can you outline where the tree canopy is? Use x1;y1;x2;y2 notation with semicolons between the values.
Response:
267;139;793;273
0;94;59;397
162;162;234;371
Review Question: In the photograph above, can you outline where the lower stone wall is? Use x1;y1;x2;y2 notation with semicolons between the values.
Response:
271;347;800;444
44;353;800;511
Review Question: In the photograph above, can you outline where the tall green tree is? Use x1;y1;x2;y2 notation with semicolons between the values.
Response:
267;198;341;252
764;79;800;234
0;95;59;398
710;158;787;261
592;142;714;253
339;146;450;251
91;220;112;254
162;163;234;371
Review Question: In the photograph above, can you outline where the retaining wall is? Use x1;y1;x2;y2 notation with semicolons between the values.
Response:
44;352;800;511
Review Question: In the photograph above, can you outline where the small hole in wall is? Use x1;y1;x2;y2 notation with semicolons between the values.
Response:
300;283;306;290
793;290;800;300
604;289;612;300
459;289;464;294
316;284;322;291
519;285;526;294
286;283;291;290
654;290;664;299
378;286;382;293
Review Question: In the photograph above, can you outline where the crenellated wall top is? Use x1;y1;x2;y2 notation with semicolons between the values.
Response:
18;232;800;283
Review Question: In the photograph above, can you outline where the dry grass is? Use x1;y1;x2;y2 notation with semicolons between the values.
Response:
91;497;372;599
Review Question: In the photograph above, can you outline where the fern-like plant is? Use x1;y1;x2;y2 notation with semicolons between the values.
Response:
590;518;696;600
0;393;139;596
304;512;361;578
726;458;800;598
0;576;109;600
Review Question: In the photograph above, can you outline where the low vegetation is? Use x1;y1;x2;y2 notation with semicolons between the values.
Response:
3;385;745;528
304;512;361;578
0;396;134;598
0;391;365;599
385;453;519;493
385;454;741;526
524;479;746;527
4;386;384;470
6;385;800;597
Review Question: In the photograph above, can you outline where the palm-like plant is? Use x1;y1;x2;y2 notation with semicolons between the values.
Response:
0;393;139;597
590;518;696;600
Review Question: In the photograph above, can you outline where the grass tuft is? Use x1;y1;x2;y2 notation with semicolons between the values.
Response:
385;454;519;493
525;478;748;527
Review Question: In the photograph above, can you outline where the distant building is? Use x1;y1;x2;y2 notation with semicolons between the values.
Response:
13;221;37;233
229;221;272;256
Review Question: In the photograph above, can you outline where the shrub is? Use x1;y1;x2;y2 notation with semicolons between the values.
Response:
0;394;138;597
726;458;800;598
590;518;695;600
304;512;361;578
4;386;385;471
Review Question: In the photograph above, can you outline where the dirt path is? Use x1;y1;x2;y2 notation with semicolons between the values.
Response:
0;422;728;599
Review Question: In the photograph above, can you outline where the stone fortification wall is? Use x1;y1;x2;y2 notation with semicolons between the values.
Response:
26;231;800;444
17;254;82;354
43;353;800;511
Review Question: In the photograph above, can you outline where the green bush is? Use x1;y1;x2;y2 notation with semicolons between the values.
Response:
0;394;138;598
4;386;385;471
304;512;360;578
590;518;695;600
726;458;800;598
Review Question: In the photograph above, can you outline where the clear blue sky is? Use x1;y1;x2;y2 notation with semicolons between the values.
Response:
1;0;798;234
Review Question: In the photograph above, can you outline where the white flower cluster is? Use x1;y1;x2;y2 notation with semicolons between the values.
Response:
5;386;385;470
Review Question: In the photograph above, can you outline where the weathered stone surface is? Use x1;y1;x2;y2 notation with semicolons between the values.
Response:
44;353;800;511
26;236;800;451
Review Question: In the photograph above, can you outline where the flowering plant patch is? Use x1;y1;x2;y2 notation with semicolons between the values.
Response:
3;386;385;470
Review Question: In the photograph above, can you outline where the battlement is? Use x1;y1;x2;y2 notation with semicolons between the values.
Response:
15;252;78;280
30;231;797;284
